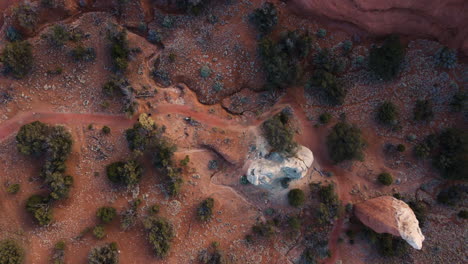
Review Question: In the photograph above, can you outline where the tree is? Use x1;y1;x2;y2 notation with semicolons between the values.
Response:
369;35;405;80
326;122;366;163
376;101;398;125
0;239;24;264
106;160;143;187
250;2;278;34
288;189;305;207
108;28;130;72
310;69;346;105
262;112;297;156
97;207;117;224
0;41;33;78
88;243;119;264
377;172;393;186
26;194;52;226
143;217;174;258
197;198;214;222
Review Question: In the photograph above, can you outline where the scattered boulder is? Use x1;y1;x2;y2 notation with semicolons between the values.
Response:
354;196;425;250
247;145;314;188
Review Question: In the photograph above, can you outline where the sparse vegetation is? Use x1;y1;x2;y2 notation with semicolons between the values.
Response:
313;183;340;225
197;198;215;222
143;217;174;258
0;239;24;264
250;2;278;34
288;189;305;207
262;111;297;156
326;122;366;163
97;207;117;224
200;65;212;78
376;101;398;125
6;184;20;194
0;41;33;78
88;243;119;264
198;242;230;264
413;99;434;121
369;35;405;80
120;199;141;231
377;172;393;186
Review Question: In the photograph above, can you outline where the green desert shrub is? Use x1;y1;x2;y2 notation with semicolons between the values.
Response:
259;30;312;90
319;113;332;124
326;122;366;163
310;69;345;105
51;240;65;264
316;28;327;38
70;45;96;62
26;194;52;226
6;184;20;194
197;198;215;222
0;41;33;78
250;2;278;34
366;231;408;257
252;220;275;238
376;101;398;125
93;225;105;239
16;120;49;156
143;217;174;258
0;239;24;264
197;244;229;264
262;112;297;156
96;206;117;224
396;144;406;152
106;160;143;187
199;65;212;78
377;172;393;186
102;126;111;135
458;210;468;219
450;92;466;112
45;24;69;47
369;35;405;80
436;185;465;206
13;3;38;30
108;28;130;72
434;46;457;69
288;189;305;207
179;155;190;167
6;26;23;42
432;128;467;180
88;243;119;264
407;200;427;226
413;99;434;121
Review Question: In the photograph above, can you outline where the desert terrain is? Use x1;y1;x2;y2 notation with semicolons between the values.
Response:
0;1;466;264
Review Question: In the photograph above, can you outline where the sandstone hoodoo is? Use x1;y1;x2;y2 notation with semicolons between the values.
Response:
354;196;425;250
247;145;314;188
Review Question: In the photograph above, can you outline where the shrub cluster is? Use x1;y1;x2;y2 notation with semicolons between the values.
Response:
120;199;142;231
88;243;119;264
97;206;117;224
288;189;305;207
252;220;276;238
259;30;312;90
250;2;278;34
108;28;130;72
369;35;405;80
106;160;143;187
376;101;398;126
26;194;53;226
437;185;466;206
13;3;38;30
197;198;215;222
44;24;70;47
377;172;393;186
17;121;73;225
326;122;366;163
70;45;96;62
262;111;297;156
314;183;340;225
0;239;24;264
102;75;137;116
0;41;33;78
413;99;434;121
143;217;174;258
364;229;408;257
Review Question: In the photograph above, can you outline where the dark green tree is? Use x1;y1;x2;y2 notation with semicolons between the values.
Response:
0;41;33;78
369;35;405;80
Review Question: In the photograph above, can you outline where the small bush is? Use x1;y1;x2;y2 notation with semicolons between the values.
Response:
88;243;119;264
376;101;398;125
326;122;366;163
106;160;143;187
377;172;393;186
309;69;346;105
316;28;327;38
458;210;468;219
93;225;105;239
319;113;332;124
6;184;20;194
70;45;96;62
437;185;465;206
108;28;130;72
149;204;160;215
407;200;427;226
200;65;212;78
45;24;69;47
5;26;22;42
179;155;190;167
369;35;405;80
26;194;52;226
262;112;297;156
0;239;24;264
250;2;278;34
396;144;406;152
14;4;38;30
432;128;467;180
0;41;33;78
143;217;174;258
148;29;163;44
197;198;214;222
288;189;305;207
96;206;117;224
450;92;466;112
434;46;457;69
413;100;433;121
102;126;111;135
252;221;275;238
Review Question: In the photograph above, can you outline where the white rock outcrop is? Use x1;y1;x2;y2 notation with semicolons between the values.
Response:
246;145;314;188
354;196;425;250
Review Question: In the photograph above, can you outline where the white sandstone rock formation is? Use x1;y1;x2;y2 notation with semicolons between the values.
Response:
246;145;314;188
354;196;425;250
